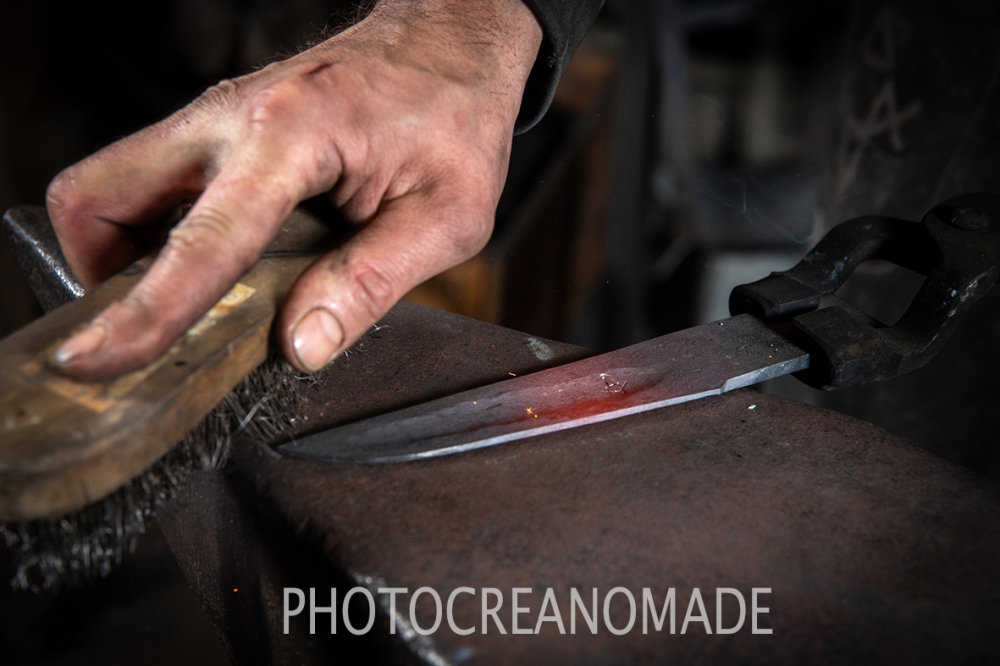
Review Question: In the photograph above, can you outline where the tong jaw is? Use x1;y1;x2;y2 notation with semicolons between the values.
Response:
730;193;1000;390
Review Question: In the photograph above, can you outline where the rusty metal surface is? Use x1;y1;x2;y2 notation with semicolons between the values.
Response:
156;302;1000;664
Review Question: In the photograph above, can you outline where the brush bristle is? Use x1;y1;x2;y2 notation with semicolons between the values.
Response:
0;356;318;592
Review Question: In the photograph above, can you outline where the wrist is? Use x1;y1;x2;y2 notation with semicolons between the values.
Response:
348;0;543;105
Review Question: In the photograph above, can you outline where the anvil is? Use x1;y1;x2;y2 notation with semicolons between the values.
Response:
4;209;1000;665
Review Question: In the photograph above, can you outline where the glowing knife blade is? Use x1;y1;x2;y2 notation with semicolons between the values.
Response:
276;313;809;464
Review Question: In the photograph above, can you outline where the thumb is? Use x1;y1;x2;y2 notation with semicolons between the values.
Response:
278;193;492;371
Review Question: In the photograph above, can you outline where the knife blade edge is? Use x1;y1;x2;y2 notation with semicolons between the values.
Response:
277;314;810;464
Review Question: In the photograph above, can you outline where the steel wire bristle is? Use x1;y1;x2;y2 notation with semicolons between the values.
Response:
0;355;316;592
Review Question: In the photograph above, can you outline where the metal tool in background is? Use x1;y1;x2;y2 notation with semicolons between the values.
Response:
279;192;1000;464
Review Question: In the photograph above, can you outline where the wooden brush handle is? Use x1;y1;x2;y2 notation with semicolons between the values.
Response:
0;209;336;521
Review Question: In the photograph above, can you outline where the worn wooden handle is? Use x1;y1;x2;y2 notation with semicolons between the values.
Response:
0;209;335;521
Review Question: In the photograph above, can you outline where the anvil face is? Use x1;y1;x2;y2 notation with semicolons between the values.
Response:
5;206;1000;663
156;302;1000;664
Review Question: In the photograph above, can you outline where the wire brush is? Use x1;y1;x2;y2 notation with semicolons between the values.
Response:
0;205;342;591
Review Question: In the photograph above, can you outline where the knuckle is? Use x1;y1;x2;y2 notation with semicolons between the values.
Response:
45;167;83;225
169;207;234;246
449;211;493;259
345;260;397;322
195;78;244;113
124;293;196;361
437;186;496;259
166;207;254;268
245;78;309;132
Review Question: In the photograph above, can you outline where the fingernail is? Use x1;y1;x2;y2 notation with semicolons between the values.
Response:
292;308;344;371
54;322;108;364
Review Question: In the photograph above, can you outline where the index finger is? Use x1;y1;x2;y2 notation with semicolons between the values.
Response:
51;156;306;381
46;114;216;288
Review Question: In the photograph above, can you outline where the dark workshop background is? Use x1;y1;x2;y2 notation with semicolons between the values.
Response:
2;0;999;664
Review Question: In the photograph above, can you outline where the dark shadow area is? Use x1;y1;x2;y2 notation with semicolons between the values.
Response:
0;520;229;666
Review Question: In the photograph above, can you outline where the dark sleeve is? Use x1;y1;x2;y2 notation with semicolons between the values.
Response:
514;0;605;133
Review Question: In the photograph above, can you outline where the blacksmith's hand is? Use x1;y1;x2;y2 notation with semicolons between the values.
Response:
46;0;542;379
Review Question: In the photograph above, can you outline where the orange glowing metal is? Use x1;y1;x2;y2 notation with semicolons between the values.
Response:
279;314;811;465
